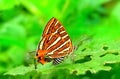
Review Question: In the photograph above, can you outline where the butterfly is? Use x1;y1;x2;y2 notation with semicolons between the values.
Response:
35;17;73;65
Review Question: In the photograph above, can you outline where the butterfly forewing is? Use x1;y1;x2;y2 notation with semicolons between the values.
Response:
36;17;73;64
42;18;58;37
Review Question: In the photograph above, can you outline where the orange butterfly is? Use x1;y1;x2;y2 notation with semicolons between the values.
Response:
35;17;73;65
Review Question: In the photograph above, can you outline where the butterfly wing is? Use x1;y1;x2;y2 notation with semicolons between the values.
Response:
38;17;73;59
42;17;58;37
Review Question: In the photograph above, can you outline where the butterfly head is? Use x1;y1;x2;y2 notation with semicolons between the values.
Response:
36;50;47;64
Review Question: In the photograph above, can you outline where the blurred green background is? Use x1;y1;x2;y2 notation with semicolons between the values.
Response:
0;0;120;79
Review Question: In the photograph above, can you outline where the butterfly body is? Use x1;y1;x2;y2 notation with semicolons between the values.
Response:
36;17;73;65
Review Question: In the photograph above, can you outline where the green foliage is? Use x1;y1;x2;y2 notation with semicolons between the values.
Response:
0;0;120;79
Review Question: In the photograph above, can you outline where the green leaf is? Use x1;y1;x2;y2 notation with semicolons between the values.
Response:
0;0;19;11
4;65;35;76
